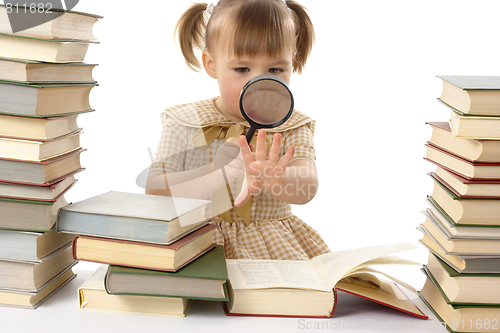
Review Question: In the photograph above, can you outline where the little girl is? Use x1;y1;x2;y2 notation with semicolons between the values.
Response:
146;0;330;260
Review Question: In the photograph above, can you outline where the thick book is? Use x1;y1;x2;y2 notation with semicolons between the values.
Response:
423;252;500;305
433;166;500;198
0;244;75;291
57;191;210;245
426;122;500;163
0;268;75;309
0;195;68;232
0;113;80;141
104;245;228;301
0;80;95;117
425;143;500;180
0;148;85;185
447;105;500;140
0;33;94;62
0;228;74;261
437;75;500;116
0;5;100;41
418;220;500;257
0;175;77;202
0;129;82;161
419;232;500;274
79;265;192;317
224;243;427;319
429;173;500;226
419;277;500;333
73;224;216;272
424;198;500;239
0;58;96;83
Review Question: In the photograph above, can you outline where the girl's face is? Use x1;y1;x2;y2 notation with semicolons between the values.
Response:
203;48;293;122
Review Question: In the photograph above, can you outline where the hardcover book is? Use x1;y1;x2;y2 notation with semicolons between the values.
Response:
224;243;427;318
78;265;192;317
423;253;500;305
419;276;500;333
0;58;96;83
437;75;500;116
0;80;95;117
73;224;216;272
0;228;74;261
426;122;500;163
104;245;228;301
57;191;210;245
425;143;500;180
0;147;85;185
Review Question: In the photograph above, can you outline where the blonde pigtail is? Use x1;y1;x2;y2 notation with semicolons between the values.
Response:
285;1;314;74
175;3;209;71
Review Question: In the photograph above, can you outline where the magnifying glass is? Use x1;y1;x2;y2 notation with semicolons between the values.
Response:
239;75;294;143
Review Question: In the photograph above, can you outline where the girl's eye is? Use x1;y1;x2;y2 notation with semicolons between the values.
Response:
234;68;250;73
268;68;282;74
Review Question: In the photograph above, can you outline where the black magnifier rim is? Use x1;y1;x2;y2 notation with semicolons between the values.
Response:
239;74;294;129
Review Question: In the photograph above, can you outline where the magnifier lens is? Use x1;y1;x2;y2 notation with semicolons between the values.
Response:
241;79;292;125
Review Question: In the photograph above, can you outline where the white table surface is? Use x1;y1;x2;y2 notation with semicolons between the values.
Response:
0;266;449;333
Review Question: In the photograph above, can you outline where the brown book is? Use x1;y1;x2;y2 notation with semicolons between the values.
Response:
0;80;95;117
0;148;85;185
0;113;81;141
0;58;96;83
73;224;216;272
433;166;500;198
429;173;500;226
426;122;500;162
425;143;500;180
431;170;500;199
0;129;82;161
0;176;76;202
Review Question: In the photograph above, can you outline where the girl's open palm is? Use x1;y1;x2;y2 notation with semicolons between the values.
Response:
234;129;295;207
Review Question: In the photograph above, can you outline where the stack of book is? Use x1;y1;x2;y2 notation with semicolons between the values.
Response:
57;191;229;317
0;6;100;308
418;76;500;332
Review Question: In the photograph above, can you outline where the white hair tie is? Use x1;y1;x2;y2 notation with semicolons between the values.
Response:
206;3;216;15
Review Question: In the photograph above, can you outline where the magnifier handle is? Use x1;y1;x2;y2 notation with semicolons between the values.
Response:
245;127;257;143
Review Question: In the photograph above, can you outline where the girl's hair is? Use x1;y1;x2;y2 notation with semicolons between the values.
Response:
175;0;314;74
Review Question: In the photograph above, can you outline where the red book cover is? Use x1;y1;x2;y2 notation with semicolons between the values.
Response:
72;224;217;272
0;178;78;202
222;286;428;319
430;172;500;199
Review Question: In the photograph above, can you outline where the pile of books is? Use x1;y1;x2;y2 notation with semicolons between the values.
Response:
418;76;500;332
0;6;100;308
57;191;229;317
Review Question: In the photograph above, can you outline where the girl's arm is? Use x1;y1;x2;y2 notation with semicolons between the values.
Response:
268;159;318;204
146;138;244;200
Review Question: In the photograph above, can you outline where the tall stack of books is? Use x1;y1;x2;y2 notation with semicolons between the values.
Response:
57;191;229;317
0;5;100;308
418;76;500;332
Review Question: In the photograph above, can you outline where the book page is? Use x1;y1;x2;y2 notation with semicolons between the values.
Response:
226;259;330;291
310;242;416;290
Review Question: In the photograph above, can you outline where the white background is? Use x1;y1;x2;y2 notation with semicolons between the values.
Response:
2;1;500;332
44;0;500;274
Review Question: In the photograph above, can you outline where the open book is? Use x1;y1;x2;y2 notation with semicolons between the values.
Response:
224;242;428;319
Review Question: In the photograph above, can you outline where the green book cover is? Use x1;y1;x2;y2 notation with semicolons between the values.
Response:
432;253;500;278
105;245;229;301
421;266;500;308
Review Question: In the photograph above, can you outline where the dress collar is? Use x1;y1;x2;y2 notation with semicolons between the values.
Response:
164;97;313;132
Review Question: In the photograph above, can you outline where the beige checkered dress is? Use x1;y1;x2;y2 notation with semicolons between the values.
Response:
149;98;330;260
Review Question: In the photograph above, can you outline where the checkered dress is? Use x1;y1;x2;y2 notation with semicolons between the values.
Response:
149;98;330;260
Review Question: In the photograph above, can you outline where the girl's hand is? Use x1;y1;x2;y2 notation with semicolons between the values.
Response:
212;138;245;186
234;129;295;207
